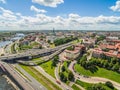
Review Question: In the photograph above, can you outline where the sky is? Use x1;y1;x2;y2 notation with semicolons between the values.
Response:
0;0;120;30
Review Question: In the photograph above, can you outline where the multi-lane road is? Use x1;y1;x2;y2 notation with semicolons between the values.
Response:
0;61;46;90
0;42;74;90
0;42;72;61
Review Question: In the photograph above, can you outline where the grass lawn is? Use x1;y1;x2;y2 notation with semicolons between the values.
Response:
74;64;120;84
32;57;42;61
72;84;81;90
15;67;31;81
20;64;61;90
39;60;55;78
76;80;117;90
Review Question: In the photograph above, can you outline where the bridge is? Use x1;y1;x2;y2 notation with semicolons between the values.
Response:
0;42;73;62
0;42;74;90
18;43;73;65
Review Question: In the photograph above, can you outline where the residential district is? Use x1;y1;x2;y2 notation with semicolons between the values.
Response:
1;31;120;90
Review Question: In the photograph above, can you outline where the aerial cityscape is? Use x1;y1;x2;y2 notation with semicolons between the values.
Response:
1;0;120;90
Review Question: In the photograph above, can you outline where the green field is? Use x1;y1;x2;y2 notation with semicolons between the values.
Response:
39;60;55;78
74;64;120;84
20;64;61;90
76;80;117;90
32;57;42;61
72;84;81;90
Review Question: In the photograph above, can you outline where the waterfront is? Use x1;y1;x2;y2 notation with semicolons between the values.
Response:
0;76;15;90
0;41;12;48
0;33;25;90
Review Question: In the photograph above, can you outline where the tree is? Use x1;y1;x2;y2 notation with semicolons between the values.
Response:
59;72;64;80
105;81;114;89
112;63;119;71
88;83;105;90
109;63;113;69
52;60;57;67
61;66;66;72
59;72;67;82
54;56;59;62
68;71;74;81
111;57;117;64
103;61;109;68
51;56;59;67
47;40;51;43
63;76;67;82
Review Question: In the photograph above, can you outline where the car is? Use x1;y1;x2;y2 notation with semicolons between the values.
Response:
56;80;61;85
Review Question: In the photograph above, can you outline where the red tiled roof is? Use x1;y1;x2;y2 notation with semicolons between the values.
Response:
64;49;79;54
100;44;116;49
107;39;120;43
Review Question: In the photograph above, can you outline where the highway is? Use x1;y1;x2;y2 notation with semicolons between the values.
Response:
0;61;47;90
0;61;33;90
14;64;47;90
0;42;74;90
0;42;72;61
34;65;73;90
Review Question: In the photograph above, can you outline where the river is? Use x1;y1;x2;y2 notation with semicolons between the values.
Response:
0;76;15;90
0;33;25;90
0;41;12;48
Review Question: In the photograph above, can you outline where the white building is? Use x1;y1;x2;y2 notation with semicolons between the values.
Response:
106;36;118;40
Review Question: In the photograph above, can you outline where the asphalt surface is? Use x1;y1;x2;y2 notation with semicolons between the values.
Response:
14;64;47;90
0;61;34;90
34;65;73;90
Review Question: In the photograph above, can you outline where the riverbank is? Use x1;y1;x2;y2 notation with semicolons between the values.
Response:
0;48;5;56
0;66;19;90
0;74;16;90
3;75;19;90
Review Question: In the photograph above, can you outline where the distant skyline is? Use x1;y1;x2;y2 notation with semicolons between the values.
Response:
0;0;120;30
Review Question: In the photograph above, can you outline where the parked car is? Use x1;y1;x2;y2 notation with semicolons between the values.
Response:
56;80;61;85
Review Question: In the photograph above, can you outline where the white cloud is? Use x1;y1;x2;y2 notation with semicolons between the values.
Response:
32;0;64;7
1;7;120;30
0;0;6;4
110;1;120;12
0;7;17;21
30;5;47;13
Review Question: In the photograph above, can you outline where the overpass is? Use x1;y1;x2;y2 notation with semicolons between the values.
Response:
17;43;74;65
0;42;73;62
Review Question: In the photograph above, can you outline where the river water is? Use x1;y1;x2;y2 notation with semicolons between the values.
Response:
0;41;12;48
0;76;15;90
0;33;25;90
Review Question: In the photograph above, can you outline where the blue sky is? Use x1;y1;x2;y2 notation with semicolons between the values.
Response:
0;0;120;30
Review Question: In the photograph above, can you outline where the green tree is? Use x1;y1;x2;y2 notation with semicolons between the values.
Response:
59;72;64;80
61;66;66;72
88;83;105;90
59;72;67;82
47;40;51;43
112;63;119;71
52;60;57;67
105;81;114;89
68;71;74;81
